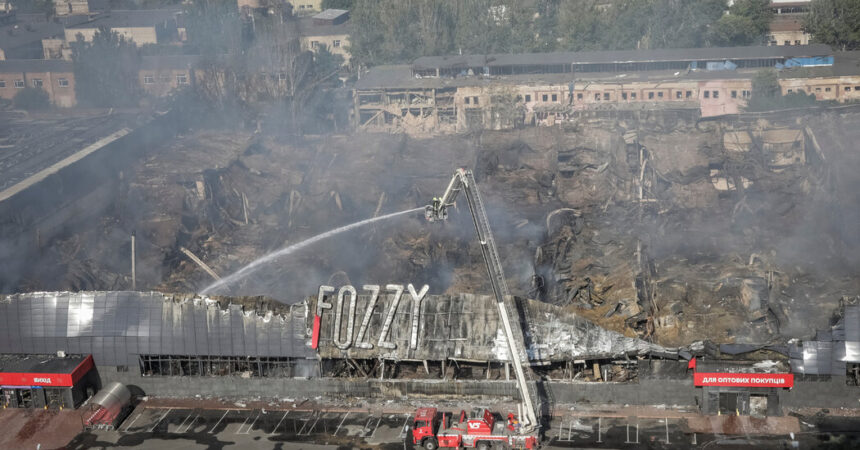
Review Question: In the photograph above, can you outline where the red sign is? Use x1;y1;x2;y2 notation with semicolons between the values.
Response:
694;372;794;388
0;355;94;387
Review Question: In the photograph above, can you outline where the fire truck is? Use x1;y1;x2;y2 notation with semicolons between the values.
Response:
413;169;541;449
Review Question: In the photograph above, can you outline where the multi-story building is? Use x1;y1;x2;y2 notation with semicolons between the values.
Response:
353;45;860;133
53;0;89;16
299;9;350;65
0;59;76;107
768;0;812;46
138;55;200;98
64;9;184;46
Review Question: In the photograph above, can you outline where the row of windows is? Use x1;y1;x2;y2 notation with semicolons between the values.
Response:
139;354;297;377
787;86;860;94
310;39;341;48
0;78;69;89
143;74;189;85
519;89;752;103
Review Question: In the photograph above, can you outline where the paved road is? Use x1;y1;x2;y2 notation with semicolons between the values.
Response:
64;405;837;449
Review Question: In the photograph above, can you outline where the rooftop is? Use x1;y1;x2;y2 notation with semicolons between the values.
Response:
413;45;833;70
66;8;181;29
311;9;348;21
298;17;350;37
0;59;73;73
0;354;89;375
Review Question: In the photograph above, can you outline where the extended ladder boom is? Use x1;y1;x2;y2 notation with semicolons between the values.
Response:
426;168;539;433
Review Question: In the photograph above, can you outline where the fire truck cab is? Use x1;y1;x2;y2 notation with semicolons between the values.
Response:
411;407;537;449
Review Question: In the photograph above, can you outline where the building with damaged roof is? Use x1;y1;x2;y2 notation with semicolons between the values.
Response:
353;45;860;133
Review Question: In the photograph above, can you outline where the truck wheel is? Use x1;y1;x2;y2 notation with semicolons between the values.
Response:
422;437;438;450
476;442;490;450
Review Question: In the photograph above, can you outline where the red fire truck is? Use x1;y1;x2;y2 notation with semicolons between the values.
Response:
412;407;538;449
414;169;542;449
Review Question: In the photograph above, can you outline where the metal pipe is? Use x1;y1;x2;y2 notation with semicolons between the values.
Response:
131;231;136;291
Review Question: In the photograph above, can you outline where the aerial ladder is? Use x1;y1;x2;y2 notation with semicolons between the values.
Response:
410;168;540;449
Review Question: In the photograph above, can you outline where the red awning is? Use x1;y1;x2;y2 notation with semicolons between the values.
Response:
0;355;94;388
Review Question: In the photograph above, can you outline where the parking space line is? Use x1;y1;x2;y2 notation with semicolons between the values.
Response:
298;410;318;435
121;409;143;432
270;411;289;435
367;416;382;439
399;414;412;440
210;410;230;434
175;410;195;434
177;411;200;434
148;408;172;433
334;411;349;436
238;411;261;434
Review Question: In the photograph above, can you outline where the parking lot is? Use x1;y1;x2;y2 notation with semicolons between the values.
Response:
61;404;809;449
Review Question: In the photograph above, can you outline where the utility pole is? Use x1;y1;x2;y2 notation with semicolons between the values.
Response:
131;231;136;291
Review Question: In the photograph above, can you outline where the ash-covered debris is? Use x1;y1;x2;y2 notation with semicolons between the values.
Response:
311;293;665;363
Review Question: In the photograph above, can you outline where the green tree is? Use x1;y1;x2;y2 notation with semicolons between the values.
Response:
746;68;817;111
71;27;142;107
13;88;50;110
321;0;353;9
184;0;243;56
804;0;860;50
708;0;773;46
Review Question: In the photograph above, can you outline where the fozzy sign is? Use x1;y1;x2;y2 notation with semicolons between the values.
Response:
311;284;429;351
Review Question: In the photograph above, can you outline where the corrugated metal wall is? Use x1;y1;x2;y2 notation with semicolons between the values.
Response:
0;291;316;371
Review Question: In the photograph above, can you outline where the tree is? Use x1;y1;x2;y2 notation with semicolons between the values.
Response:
184;0;243;56
804;0;860;51
746;68;817;111
71;27;142;107
321;0;353;9
13;88;50;110
708;0;773;46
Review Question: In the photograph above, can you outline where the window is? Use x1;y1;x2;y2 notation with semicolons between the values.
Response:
333;40;341;48
144;76;155;85
524;94;531;102
464;96;470;104
855;86;860;91
686;90;692;98
594;93;600;100
551;94;558;102
845;86;851;91
704;91;710;98
278;72;287;81
742;90;750;98
815;87;821;92
542;94;548;101
631;92;636;99
176;74;188;85
603;92;610;100
731;90;737;98
577;93;583;100
787;89;793;93
32;79;43;88
0;81;5;88
657;91;663;98
675;91;682;99
825;87;831;92
622;92;628;100
784;40;790;45
311;40;319;49
58;78;69;87
712;90;719;98
648;92;654;99
795;40;801;45
14;80;24;88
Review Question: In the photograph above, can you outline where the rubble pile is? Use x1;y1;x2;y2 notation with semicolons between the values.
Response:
18;108;860;350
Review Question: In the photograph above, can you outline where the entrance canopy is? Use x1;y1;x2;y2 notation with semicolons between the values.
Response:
0;354;94;387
